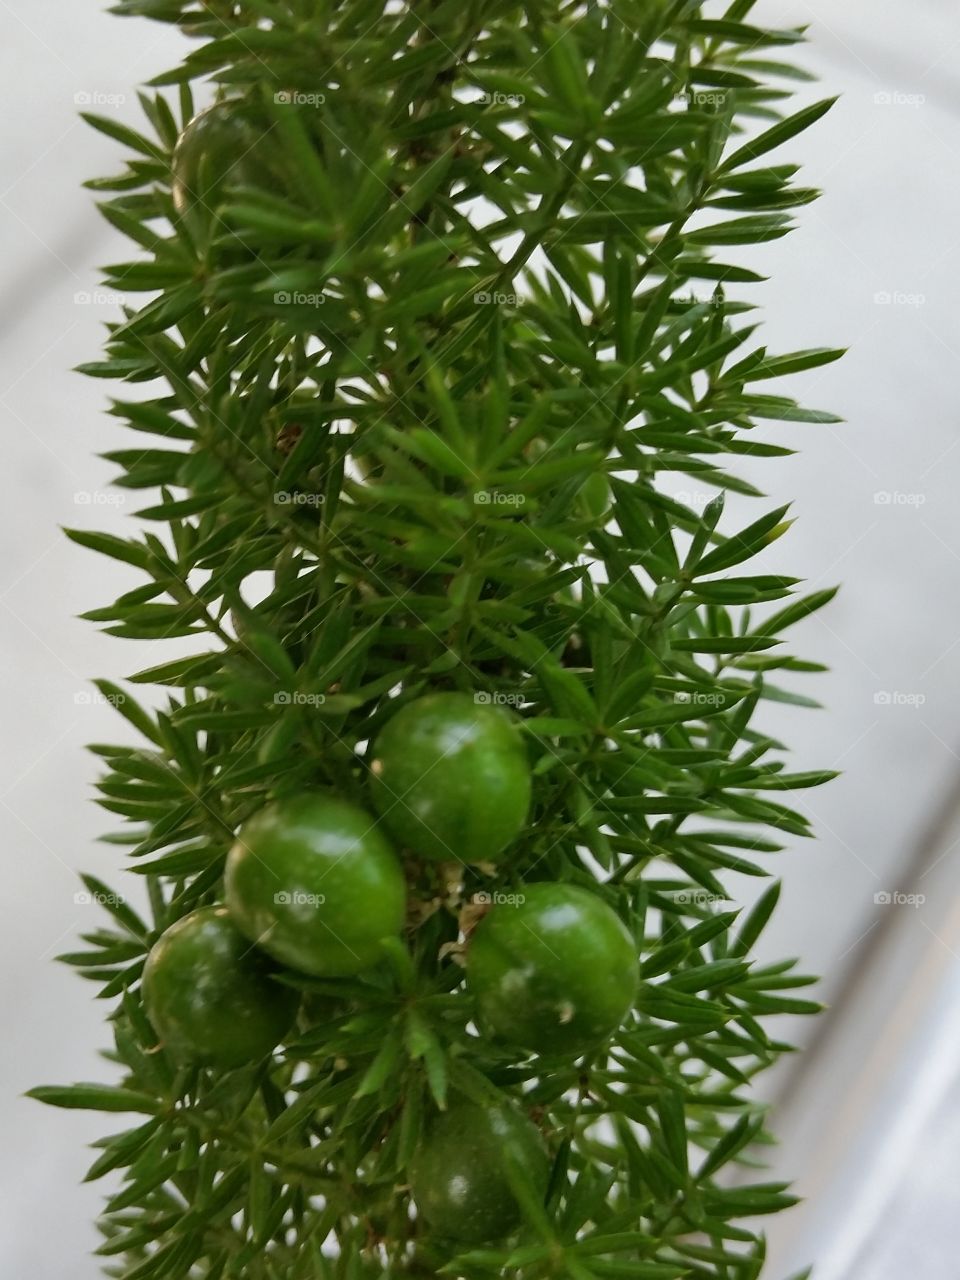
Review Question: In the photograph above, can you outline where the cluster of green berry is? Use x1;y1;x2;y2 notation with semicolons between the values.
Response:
142;692;639;1243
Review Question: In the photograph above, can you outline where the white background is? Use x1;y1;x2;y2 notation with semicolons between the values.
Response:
2;1;959;1276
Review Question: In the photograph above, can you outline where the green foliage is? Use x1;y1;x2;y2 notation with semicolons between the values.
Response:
34;0;840;1276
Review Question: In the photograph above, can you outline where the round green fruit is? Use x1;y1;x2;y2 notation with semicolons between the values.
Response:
171;101;277;243
409;1100;549;1245
369;692;531;863
225;792;406;977
142;906;298;1068
467;882;638;1056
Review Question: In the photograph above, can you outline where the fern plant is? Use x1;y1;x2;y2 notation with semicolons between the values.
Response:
32;2;841;1278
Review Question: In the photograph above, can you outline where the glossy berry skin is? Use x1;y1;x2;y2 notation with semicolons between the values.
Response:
409;1100;549;1245
467;883;638;1057
141;906;298;1068
225;792;406;977
368;692;531;864
171;101;276;243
